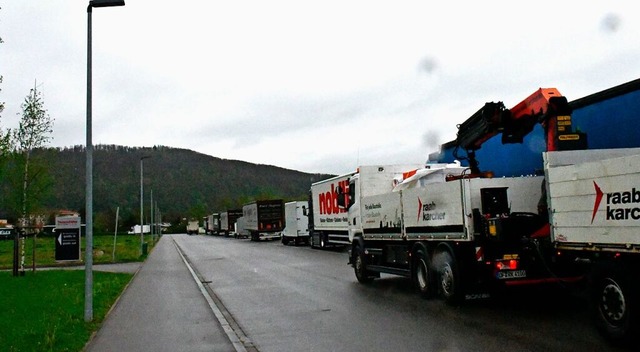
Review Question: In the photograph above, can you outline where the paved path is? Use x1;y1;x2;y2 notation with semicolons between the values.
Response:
84;235;238;352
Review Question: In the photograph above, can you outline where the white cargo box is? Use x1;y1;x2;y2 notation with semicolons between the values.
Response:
544;148;640;248
283;201;309;238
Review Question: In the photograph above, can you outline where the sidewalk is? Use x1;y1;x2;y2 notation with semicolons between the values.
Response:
84;235;237;352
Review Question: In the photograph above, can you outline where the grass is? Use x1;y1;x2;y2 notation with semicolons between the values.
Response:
0;270;133;352
0;234;154;350
0;233;157;270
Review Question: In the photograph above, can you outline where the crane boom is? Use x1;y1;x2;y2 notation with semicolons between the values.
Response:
454;88;587;174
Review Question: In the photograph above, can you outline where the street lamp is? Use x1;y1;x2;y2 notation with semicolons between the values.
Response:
140;155;150;256
85;0;125;323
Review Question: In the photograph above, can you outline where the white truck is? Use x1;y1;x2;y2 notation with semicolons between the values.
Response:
243;199;285;241
309;172;352;249
204;213;220;235
220;209;243;237
339;162;568;300
186;220;199;235
234;216;249;239
281;201;310;246
544;147;640;343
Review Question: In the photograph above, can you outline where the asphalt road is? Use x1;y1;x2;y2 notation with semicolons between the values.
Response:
173;234;630;352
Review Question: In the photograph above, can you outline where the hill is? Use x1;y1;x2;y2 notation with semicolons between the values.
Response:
0;145;334;232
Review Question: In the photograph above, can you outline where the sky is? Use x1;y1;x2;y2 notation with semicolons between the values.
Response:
1;1;639;175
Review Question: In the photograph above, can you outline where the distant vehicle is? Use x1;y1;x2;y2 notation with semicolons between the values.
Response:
234;216;249;239
281;201;310;246
128;224;150;235
186;220;199;235
220;209;243;237
205;213;220;235
242;199;285;241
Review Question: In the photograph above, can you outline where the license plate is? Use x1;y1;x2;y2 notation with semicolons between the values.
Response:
497;270;526;280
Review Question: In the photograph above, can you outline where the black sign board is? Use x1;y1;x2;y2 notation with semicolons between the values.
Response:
55;216;81;261
0;227;14;240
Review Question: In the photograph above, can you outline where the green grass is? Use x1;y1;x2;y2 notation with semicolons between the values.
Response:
0;270;133;352
0;234;157;270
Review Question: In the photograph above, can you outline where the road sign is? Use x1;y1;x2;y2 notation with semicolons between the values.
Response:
0;227;14;240
55;216;81;261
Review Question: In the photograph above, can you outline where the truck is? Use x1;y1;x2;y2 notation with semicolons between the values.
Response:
309;171;366;249
544;147;640;343
281;201;310;246
242;199;285;241
128;224;150;235
186;219;199;235
220;209;243;237
340;161;563;299
340;86;640;344
204;213;220;235
234;216;249;239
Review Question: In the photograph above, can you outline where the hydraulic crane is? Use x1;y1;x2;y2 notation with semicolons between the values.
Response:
454;88;587;175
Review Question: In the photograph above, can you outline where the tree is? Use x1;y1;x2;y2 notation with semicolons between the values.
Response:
0;19;11;174
15;84;54;218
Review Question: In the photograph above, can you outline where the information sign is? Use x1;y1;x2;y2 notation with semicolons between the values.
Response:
55;216;81;261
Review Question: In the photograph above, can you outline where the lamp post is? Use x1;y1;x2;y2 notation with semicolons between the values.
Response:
86;0;125;323
140;155;150;255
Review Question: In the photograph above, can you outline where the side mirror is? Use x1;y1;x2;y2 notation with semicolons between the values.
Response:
302;205;308;216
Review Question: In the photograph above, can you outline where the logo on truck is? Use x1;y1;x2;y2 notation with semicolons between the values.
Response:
318;180;349;215
417;197;446;222
592;181;640;223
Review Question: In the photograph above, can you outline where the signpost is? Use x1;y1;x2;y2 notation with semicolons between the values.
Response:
55;216;81;261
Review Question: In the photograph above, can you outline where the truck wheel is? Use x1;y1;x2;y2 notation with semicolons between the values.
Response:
592;266;638;344
438;250;463;304
414;249;436;299
354;245;374;284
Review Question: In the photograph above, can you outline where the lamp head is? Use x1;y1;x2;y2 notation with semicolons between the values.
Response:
90;0;125;8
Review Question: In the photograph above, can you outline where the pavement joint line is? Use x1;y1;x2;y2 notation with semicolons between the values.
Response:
171;237;249;352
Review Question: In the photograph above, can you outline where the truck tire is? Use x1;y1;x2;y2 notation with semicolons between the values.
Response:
353;244;374;284
592;263;639;345
414;248;436;299
438;250;463;304
282;236;290;245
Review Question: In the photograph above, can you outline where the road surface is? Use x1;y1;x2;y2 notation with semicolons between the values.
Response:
172;234;628;352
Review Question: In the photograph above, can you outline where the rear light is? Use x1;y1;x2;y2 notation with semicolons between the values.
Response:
495;259;519;270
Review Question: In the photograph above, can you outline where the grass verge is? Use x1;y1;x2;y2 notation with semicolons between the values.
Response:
0;234;157;270
0;270;133;352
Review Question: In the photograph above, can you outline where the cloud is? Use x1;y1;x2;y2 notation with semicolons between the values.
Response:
2;1;640;176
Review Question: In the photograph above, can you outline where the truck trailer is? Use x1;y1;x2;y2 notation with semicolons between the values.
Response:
234;216;249;239
242;199;285;241
281;201;310;246
544;147;640;343
309;172;354;248
220;209;243;237
204;213;220;235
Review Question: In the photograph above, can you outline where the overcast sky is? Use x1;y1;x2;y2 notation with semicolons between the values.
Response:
1;1;639;175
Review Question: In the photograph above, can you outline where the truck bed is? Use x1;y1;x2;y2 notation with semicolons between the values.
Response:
545;148;640;248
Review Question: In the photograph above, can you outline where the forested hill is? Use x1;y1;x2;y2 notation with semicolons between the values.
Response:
0;145;334;230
